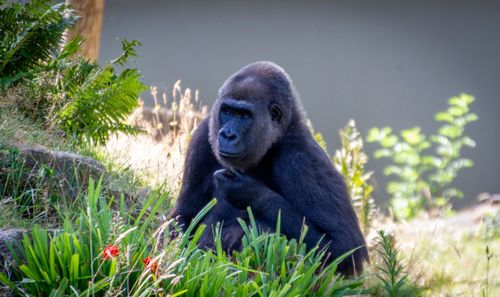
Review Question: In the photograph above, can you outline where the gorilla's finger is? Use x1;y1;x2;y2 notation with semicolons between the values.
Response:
214;168;238;181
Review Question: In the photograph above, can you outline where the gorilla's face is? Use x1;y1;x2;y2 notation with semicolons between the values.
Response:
216;98;255;159
210;96;283;171
208;62;297;171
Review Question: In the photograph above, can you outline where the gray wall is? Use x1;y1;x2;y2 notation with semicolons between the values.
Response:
100;0;500;208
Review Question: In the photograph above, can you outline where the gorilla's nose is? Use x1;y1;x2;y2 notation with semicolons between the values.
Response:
219;128;238;142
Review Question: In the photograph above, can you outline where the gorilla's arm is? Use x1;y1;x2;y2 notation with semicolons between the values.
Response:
214;169;356;266
169;119;219;230
215;170;328;246
271;139;369;274
247;187;332;248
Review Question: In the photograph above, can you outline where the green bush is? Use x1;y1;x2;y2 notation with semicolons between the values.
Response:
0;0;75;89
54;39;147;145
367;94;477;219
0;0;147;145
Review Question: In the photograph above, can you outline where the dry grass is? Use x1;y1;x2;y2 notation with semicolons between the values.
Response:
103;81;207;190
370;203;500;296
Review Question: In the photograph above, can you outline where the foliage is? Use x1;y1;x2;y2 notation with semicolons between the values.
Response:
0;0;75;89
0;179;365;296
54;39;147;145
367;94;477;219
374;231;417;297
0;178;169;296
333;120;375;234
0;0;147;145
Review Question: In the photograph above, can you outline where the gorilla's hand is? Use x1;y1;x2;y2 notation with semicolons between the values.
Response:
213;168;269;210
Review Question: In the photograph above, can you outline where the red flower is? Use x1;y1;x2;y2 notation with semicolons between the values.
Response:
102;244;119;260
142;256;159;273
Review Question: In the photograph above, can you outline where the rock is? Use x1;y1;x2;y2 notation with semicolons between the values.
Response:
2;144;105;200
1;143;149;210
0;229;25;272
18;145;104;183
478;192;500;205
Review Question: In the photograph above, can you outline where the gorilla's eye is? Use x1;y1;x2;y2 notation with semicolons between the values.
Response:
270;105;283;122
237;110;251;119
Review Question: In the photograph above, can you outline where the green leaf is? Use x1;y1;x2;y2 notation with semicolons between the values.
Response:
449;93;474;106
464;113;478;123
438;125;461;138
69;253;79;285
48;278;69;297
381;135;398;148
0;272;25;295
422;155;441;166
461;136;476;147
374;148;392;159
400;127;423;145
434;111;454;122
430;134;450;145
367;127;392;142
447;106;466;117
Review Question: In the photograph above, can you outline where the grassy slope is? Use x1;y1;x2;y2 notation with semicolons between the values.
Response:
1;104;498;296
0;107;74;228
0;106;152;229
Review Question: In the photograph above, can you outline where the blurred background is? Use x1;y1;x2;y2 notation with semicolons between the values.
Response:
98;0;500;208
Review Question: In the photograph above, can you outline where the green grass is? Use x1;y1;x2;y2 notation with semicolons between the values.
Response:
0;106;76;152
0;180;364;296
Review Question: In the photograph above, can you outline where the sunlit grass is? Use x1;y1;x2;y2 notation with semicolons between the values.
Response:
103;81;207;191
383;205;500;296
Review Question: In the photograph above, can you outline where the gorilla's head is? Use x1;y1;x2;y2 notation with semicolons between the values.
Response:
209;61;303;171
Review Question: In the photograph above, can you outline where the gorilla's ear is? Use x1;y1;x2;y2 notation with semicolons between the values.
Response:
270;104;283;123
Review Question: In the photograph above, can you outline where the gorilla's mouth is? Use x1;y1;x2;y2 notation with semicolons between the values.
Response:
218;150;244;159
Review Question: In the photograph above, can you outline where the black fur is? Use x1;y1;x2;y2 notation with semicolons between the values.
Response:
170;62;368;275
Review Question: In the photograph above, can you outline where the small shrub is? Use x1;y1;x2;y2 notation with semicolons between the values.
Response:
374;230;418;297
367;94;477;219
333;119;376;234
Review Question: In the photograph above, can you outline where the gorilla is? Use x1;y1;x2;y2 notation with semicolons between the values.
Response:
170;61;368;275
